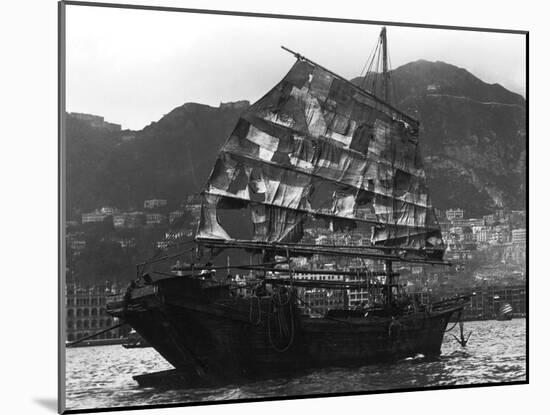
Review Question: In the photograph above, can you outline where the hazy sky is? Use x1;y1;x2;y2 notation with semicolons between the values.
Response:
66;5;526;130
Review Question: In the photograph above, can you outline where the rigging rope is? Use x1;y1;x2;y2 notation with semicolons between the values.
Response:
388;48;399;105
360;36;381;91
249;295;262;325
445;311;463;332
267;287;296;353
358;37;378;86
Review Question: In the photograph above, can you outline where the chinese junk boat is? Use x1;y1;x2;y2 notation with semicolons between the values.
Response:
107;28;469;387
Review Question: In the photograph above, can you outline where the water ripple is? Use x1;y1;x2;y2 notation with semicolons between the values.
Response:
65;318;526;410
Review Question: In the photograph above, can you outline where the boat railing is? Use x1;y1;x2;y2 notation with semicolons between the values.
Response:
431;295;471;311
106;293;126;304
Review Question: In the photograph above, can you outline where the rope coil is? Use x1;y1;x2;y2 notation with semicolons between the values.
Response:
267;287;295;353
248;295;262;325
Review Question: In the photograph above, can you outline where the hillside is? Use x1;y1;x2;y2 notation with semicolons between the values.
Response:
66;101;247;217
66;60;526;220
352;60;526;214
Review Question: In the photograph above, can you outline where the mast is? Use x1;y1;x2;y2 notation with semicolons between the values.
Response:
385;259;394;305
382;27;394;303
380;27;390;103
381;27;392;302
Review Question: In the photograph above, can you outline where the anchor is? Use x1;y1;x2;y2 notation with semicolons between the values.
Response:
450;313;472;347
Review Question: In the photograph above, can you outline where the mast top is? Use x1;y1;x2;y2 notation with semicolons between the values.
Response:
380;27;390;103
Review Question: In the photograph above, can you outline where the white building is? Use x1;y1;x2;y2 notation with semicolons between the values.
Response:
512;228;526;244
144;199;167;209
446;208;464;221
81;211;107;224
146;213;166;226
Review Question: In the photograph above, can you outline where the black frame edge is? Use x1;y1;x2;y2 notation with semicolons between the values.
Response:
58;1;67;413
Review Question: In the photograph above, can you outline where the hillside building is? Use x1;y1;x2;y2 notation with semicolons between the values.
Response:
65;282;129;342
81;211;108;224
144;199;167;209
446;208;464;221
512;228;526;244
69;112;121;131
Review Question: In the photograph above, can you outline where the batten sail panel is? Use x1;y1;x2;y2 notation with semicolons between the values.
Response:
197;59;444;259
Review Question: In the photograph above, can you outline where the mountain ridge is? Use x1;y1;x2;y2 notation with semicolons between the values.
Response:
66;59;526;219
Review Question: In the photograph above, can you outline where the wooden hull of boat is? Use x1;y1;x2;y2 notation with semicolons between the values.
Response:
108;277;465;385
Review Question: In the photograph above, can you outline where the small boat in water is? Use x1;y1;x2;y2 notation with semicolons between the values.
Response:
122;330;151;349
497;303;513;321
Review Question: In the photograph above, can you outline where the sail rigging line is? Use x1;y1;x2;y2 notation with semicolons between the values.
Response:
360;37;381;91
358;36;378;84
197;237;442;256
387;46;399;106
368;33;383;96
198;238;451;265
362;32;383;93
66;323;126;348
365;46;378;91
170;260;288;273
359;28;399;107
199;238;401;260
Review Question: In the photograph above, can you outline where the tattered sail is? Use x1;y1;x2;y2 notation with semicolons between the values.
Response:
197;52;445;261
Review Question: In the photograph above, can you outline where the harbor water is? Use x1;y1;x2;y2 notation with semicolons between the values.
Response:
65;318;526;411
